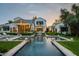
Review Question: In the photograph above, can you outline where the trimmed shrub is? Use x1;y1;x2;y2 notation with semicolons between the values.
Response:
6;32;17;35
0;32;3;35
46;32;58;35
20;32;34;35
5;32;34;35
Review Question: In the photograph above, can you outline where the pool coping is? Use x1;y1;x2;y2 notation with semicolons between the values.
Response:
3;36;76;56
3;40;29;56
51;40;76;56
57;35;73;41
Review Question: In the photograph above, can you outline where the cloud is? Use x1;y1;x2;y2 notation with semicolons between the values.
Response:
0;3;75;26
28;11;38;14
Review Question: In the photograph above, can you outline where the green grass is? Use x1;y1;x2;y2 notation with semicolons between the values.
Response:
61;35;79;41
60;35;74;40
46;32;59;35
58;36;79;55
21;32;34;35
0;41;22;53
46;32;69;36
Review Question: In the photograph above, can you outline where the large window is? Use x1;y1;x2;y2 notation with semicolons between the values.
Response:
36;21;43;25
60;27;68;32
3;26;9;31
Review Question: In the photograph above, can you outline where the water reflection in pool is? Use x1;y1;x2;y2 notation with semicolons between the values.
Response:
15;36;64;56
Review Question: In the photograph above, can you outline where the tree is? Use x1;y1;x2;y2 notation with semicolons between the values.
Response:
60;9;70;26
8;20;14;23
60;4;79;35
72;4;79;21
71;4;79;35
60;8;71;34
72;4;78;14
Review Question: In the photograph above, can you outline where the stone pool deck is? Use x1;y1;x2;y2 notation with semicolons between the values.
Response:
57;35;73;41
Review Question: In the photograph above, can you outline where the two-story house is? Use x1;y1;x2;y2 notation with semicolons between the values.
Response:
0;16;46;33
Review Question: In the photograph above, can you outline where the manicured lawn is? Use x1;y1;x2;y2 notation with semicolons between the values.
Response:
61;36;79;41
58;36;79;55
46;32;58;35
0;41;22;53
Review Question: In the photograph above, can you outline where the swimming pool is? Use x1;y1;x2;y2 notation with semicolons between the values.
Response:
14;36;64;56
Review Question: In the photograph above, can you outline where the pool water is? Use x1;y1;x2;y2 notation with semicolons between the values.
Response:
15;36;64;56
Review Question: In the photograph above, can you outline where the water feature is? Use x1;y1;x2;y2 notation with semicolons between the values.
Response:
14;33;64;56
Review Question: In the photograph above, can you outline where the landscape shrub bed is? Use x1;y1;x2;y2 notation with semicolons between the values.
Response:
20;32;34;35
46;32;61;35
4;32;34;35
6;32;17;35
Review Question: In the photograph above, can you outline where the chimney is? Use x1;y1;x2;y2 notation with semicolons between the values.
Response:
33;16;38;20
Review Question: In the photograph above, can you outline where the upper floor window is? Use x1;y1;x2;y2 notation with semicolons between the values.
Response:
36;21;43;25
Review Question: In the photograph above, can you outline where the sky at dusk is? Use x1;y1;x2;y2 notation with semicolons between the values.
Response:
0;3;74;26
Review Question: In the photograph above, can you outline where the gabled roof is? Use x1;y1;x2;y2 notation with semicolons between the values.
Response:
14;17;33;24
14;17;23;20
35;17;46;22
55;23;65;28
24;19;32;24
